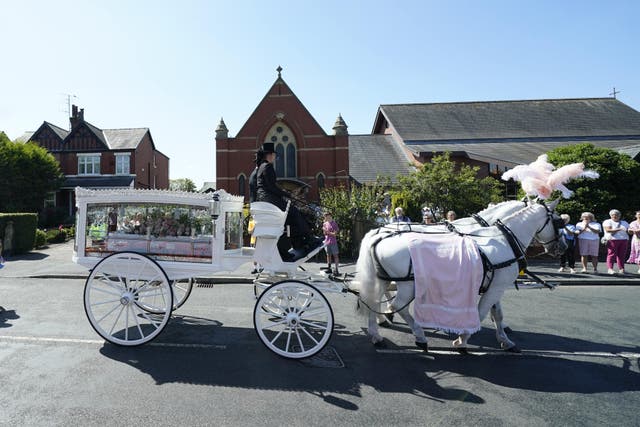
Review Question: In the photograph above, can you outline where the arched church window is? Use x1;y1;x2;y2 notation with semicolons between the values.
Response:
265;122;296;178
317;173;325;190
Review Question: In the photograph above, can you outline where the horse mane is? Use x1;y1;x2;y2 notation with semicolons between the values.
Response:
354;228;388;316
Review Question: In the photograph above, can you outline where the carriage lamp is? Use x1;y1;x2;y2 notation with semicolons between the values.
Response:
209;193;221;238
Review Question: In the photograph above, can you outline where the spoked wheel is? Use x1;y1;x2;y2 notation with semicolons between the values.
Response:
136;277;194;314
253;280;334;359
84;252;173;346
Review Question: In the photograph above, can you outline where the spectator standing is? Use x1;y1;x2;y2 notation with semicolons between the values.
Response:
626;210;640;273
602;209;630;274
390;207;411;223
575;212;601;273
558;214;577;273
422;212;435;224
322;211;340;275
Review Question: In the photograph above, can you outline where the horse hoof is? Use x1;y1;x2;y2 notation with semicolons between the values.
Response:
373;340;387;348
384;313;394;323
456;347;469;355
505;345;521;353
504;326;513;334
415;341;429;352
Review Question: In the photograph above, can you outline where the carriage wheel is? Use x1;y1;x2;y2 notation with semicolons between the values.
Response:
84;252;173;346
253;280;334;359
135;277;194;314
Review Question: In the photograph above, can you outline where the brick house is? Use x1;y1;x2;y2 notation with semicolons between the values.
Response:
26;105;169;216
216;67;350;201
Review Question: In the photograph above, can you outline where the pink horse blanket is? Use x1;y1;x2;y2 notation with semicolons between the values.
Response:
406;233;483;335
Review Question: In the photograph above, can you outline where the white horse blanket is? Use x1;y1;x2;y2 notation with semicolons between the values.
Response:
405;233;483;335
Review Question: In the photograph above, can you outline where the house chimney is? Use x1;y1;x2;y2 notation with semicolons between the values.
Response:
70;104;84;130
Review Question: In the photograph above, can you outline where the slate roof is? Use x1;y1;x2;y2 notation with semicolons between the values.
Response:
45;122;70;140
349;134;415;184
379;98;640;142
61;175;135;189
103;128;149;150
405;138;640;165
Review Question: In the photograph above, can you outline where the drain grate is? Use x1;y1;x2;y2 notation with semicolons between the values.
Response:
297;346;345;368
196;282;217;288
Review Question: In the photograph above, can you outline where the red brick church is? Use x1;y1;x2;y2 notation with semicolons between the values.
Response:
215;67;350;201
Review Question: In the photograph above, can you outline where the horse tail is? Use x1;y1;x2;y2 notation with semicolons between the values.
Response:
354;229;386;317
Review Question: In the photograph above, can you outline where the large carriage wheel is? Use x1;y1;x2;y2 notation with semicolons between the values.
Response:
253;280;334;359
84;252;173;346
135;278;194;314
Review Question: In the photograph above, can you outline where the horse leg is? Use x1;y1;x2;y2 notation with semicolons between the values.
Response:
490;302;519;352
367;310;385;346
490;302;512;333
452;333;470;354
477;287;518;351
393;282;428;351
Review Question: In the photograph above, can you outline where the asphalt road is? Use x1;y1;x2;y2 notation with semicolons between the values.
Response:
1;271;639;426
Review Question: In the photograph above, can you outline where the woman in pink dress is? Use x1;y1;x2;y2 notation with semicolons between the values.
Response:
627;210;640;273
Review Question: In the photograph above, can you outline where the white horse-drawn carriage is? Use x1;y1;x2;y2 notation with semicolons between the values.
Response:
74;187;344;359
75;154;591;359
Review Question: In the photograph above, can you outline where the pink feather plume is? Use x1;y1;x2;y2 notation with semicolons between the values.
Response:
501;155;599;199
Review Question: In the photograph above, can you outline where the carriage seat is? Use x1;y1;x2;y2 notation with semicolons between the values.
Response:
249;201;288;238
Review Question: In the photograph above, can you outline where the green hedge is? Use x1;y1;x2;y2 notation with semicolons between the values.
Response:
0;213;38;255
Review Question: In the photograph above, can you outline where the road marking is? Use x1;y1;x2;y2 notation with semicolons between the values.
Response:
376;348;640;359
0;335;226;350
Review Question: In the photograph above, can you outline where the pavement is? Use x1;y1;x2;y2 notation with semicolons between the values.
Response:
1;240;639;286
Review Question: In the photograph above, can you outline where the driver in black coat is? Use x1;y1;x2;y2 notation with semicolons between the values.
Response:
254;142;321;261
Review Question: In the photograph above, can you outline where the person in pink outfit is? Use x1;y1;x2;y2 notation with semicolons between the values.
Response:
322;211;340;275
626;210;640;273
602;209;629;274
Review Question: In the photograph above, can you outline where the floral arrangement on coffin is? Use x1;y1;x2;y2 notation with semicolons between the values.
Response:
145;206;212;238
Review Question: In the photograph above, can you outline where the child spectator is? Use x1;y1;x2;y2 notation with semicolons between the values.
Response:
322;211;340;275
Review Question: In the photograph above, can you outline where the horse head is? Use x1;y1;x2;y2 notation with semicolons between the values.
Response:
532;199;568;257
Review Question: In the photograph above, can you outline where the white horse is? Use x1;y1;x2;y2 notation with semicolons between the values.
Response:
354;199;566;352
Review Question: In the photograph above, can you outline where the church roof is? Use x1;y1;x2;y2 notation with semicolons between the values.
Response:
349;134;415;184
377;98;640;142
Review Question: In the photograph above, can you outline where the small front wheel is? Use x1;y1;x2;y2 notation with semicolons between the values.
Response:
84;252;173;346
253;280;334;359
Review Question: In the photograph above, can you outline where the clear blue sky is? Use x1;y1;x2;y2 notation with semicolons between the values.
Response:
1;0;638;189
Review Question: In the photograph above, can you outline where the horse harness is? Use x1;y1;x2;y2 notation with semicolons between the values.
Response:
370;205;560;294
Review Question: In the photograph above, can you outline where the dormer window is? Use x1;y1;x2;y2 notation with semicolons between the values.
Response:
78;153;101;175
115;153;131;175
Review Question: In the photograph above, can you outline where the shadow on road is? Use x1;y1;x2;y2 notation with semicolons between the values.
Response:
98;314;485;408
0;308;20;328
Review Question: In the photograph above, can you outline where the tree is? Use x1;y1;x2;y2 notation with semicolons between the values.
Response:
0;135;64;212
170;178;197;192
396;152;503;219
546;143;640;222
320;177;391;256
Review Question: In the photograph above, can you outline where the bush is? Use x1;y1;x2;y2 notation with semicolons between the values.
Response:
45;229;67;244
34;229;47;249
0;213;38;254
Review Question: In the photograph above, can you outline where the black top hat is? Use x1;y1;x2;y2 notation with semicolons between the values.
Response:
261;142;276;153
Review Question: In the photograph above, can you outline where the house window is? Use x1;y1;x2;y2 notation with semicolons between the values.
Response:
78;154;101;175
265;122;296;178
43;192;55;208
115;154;130;175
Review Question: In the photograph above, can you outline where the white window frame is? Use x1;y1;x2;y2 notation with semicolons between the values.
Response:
78;153;101;175
115;153;131;175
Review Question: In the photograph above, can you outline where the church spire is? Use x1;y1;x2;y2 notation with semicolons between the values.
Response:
215;117;228;139
332;114;348;136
